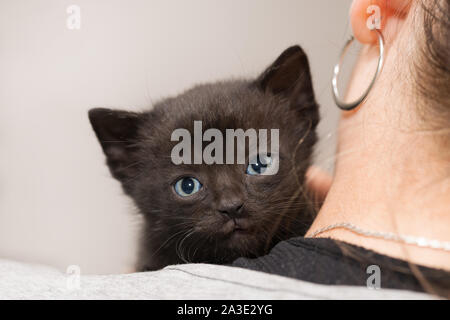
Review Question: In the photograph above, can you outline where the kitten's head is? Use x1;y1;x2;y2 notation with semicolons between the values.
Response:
89;46;319;268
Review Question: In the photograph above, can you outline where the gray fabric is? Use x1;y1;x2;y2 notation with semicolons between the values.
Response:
0;259;437;299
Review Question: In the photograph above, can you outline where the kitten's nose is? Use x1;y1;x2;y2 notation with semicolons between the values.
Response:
218;200;244;218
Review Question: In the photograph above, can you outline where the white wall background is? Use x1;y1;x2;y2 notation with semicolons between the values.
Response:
0;0;352;274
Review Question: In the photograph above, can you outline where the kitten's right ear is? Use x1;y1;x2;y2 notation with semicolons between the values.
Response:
88;108;142;183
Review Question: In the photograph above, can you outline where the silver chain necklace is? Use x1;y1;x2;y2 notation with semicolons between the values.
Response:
309;222;450;252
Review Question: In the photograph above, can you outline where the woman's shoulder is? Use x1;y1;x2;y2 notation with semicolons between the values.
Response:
232;237;450;295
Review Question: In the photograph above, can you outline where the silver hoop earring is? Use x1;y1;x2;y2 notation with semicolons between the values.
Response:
332;29;385;111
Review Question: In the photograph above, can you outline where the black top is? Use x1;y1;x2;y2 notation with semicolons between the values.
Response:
232;237;450;296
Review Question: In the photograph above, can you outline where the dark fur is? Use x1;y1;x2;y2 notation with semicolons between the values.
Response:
89;46;319;271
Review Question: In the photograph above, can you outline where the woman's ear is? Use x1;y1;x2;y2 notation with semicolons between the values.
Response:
350;0;412;44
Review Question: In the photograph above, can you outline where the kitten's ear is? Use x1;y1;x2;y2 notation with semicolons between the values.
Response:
88;108;143;183
256;45;315;106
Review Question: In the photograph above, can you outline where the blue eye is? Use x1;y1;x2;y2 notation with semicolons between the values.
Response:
246;154;273;175
174;177;202;197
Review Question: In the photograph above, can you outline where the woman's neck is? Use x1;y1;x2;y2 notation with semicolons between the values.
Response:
307;24;450;271
307;106;450;271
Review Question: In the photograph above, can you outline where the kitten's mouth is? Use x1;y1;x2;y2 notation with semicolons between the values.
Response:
233;226;246;232
222;218;251;236
232;226;249;237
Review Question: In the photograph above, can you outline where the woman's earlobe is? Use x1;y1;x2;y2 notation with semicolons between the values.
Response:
350;0;411;44
350;0;386;44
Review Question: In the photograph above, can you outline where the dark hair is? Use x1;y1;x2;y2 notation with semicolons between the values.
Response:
414;0;450;129
409;1;450;298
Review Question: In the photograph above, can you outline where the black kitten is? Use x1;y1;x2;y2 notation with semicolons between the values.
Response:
89;45;319;271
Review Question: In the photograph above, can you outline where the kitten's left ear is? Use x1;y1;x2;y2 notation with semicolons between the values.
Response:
256;45;316;107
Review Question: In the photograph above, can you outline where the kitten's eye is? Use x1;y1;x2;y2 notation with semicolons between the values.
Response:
174;177;202;197
246;154;273;175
